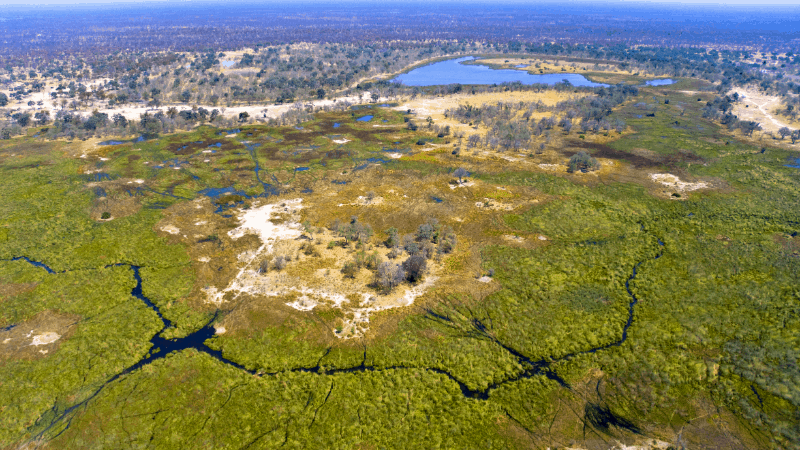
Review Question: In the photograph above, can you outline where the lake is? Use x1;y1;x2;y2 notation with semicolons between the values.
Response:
392;57;609;87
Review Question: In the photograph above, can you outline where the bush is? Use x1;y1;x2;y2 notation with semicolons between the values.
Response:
567;151;600;173
101;212;111;220
341;261;358;279
274;256;287;271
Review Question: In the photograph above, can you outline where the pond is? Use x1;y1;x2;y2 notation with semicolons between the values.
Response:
356;115;374;122
645;78;675;86
392;57;609;87
786;157;800;169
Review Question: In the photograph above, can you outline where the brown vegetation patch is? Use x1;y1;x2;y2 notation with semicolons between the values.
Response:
0;310;80;362
564;139;705;170
90;193;142;221
0;282;38;303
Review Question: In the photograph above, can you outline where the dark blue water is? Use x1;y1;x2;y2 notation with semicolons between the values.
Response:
295;167;310;171
198;186;248;199
356;115;374;122
786;158;800;169
645;78;675;86
393;57;608;87
431;196;443;203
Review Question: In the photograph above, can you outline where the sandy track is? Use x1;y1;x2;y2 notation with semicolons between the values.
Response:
730;87;795;133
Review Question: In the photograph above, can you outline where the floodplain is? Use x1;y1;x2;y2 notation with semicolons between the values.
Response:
1;63;799;450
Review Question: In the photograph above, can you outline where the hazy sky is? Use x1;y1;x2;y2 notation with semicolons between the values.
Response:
1;0;798;5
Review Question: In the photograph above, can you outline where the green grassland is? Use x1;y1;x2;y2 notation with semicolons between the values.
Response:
0;92;798;449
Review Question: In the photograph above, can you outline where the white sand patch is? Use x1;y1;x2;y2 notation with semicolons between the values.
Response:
478;276;492;283
195;220;207;226
214;326;226;335
387;153;403;159
449;180;474;190
99;157;109;161
649;173;708;192
30;332;60;346
202;286;226;306
161;225;180;235
538;163;563;171
286;276;439;338
503;234;525;243
205;198;438;336
538;235;548;241
202;149;214;153
3;338;11;344
203;199;304;306
227;199;304;252
332;138;351;144
198;257;210;262
500;155;520;162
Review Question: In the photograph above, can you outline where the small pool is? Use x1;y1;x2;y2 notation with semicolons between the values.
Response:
431;196;444;203
786;158;800;169
295;167;310;171
356;115;374;122
333;123;340;128
98;140;125;146
644;79;675;86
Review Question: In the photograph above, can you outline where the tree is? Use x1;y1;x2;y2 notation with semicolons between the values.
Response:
453;167;469;183
316;89;326;99
778;127;791;140
34;111;50;126
180;90;191;103
112;113;128;128
0;93;8;107
401;255;427;282
376;262;405;292
238;112;250;122
12;112;31;127
792;130;800;145
371;92;380;103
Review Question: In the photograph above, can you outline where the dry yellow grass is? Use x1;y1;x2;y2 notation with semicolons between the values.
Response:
396;90;589;139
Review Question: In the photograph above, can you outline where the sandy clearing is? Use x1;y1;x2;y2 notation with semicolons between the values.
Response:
649;173;708;192
30;332;60;346
730;87;795;134
161;225;180;235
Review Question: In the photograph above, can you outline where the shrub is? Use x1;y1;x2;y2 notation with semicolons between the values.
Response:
274;256;287;271
567;151;600;173
341;261;358;279
401;255;427;282
257;258;270;274
101;212;111;220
